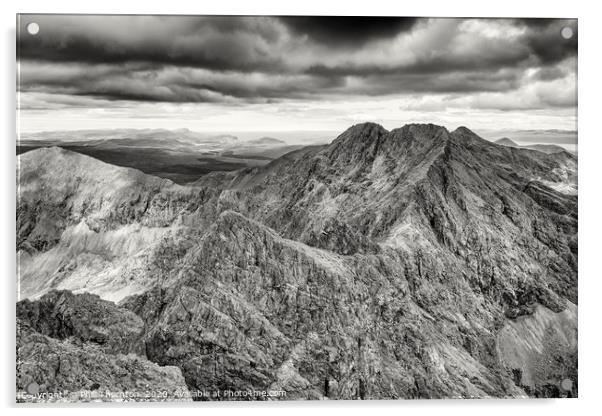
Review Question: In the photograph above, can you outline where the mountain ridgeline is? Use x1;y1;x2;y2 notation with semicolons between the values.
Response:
16;123;577;401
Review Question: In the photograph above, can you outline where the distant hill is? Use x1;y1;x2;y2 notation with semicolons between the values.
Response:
245;137;286;146
494;137;519;147
16;129;299;184
494;137;572;155
523;143;571;154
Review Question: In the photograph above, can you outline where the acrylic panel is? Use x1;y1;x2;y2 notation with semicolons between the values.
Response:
16;14;578;402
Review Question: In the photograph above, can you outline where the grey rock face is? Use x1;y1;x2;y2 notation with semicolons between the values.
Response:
16;293;190;402
16;123;577;400
17;290;145;354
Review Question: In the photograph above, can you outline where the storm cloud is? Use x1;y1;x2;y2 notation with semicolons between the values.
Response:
279;16;420;46
16;15;577;132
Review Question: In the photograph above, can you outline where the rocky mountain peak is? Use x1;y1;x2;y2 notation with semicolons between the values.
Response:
391;123;449;139
329;122;388;147
325;122;389;164
341;121;388;137
325;122;453;165
448;126;498;149
450;126;481;139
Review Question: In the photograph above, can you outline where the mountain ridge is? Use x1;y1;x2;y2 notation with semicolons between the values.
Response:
17;122;578;400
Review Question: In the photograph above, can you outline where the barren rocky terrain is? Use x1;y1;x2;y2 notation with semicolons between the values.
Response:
16;123;577;401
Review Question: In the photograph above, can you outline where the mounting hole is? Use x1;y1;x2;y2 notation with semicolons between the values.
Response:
26;22;40;36
560;26;573;40
560;378;573;391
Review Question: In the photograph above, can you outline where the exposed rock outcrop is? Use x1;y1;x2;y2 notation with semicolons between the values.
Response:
16;292;190;402
17;290;145;354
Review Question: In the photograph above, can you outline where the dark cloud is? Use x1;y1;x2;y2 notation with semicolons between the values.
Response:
515;18;560;28
18;15;287;72
18;61;523;104
524;20;577;64
17;15;577;110
278;16;420;46
366;72;522;96
305;53;530;78
19;61;348;104
303;18;577;78
511;18;578;64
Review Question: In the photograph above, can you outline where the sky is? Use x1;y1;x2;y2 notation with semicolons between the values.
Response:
17;15;577;144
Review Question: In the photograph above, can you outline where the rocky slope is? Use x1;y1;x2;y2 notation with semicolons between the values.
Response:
16;123;578;401
17;146;222;301
17;291;190;402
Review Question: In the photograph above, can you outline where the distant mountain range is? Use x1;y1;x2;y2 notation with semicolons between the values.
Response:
17;123;577;400
17;129;302;184
494;137;575;154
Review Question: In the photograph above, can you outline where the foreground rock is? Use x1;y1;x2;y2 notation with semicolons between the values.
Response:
16;292;190;403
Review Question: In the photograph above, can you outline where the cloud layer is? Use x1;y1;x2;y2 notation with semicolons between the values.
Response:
17;15;577;132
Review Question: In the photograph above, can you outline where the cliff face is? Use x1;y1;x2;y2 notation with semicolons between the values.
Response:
16;124;578;400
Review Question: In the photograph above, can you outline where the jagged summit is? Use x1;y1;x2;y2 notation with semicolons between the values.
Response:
326;122;389;164
391;123;449;136
328;123;497;157
329;122;388;146
327;122;452;163
332;122;454;145
340;121;389;136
